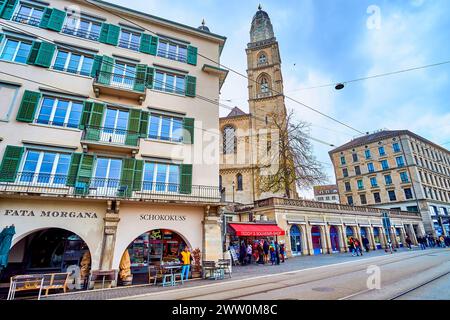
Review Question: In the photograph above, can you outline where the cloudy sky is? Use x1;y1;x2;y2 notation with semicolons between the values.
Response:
108;0;450;198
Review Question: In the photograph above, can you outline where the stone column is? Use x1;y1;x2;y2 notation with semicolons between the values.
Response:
367;227;376;250
355;225;362;241
408;224;418;245
379;227;388;248
203;205;222;262
299;224;309;256
390;227;399;248
99;200;121;272
399;227;407;246
336;225;346;253
322;225;332;254
304;224;314;255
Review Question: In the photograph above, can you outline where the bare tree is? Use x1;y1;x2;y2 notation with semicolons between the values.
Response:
257;111;327;198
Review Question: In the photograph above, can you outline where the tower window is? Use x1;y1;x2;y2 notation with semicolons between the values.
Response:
236;173;243;191
260;76;269;93
223;125;237;154
258;52;267;64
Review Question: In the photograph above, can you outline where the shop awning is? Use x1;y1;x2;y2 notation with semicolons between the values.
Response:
229;224;285;236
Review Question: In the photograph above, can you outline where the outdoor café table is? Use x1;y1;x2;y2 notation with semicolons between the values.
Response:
161;265;182;287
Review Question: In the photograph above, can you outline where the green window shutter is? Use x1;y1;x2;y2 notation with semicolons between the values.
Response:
0;145;24;182
26;41;41;65
139;34;152;54
0;33;4;43
76;153;95;189
132;160;143;191
185;75;196;97
16;90;41;123
39;7;52;29
99;23;109;43
86;103;105;141
145;67;155;89
66;153;82;186
90;55;103;78
133;64;147;92
34;42;56;68
183;118;195;144
0;0;7;17
120;158;135;197
125;109;141;146
179;164;192;194
47;8;66;32
1;0;18;20
99;23;120;46
187;45;198;66
79;101;93;130
98;55;114;85
149;36;158;55
139;111;149;138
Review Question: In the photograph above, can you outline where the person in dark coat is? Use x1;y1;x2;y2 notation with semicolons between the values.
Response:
405;236;412;249
274;241;280;265
239;241;247;265
263;240;269;264
362;236;370;252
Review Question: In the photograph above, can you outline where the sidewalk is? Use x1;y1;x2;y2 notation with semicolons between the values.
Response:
41;246;431;300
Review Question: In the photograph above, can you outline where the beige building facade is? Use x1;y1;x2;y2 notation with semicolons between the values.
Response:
219;7;295;205
329;130;450;237
234;197;424;257
0;0;227;285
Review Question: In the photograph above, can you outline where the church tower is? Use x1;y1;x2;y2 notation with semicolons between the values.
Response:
247;5;287;126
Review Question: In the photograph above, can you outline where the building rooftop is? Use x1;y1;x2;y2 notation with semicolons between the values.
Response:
329;130;449;155
313;185;339;196
225;107;248;118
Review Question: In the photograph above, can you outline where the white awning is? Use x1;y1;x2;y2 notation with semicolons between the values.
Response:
287;220;306;225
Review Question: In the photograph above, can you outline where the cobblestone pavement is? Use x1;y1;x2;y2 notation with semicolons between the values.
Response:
43;246;433;300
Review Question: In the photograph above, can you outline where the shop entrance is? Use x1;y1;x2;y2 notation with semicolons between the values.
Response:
0;228;91;283
346;226;354;240
329;226;340;253
373;227;382;249
290;225;302;256
125;229;188;284
311;226;322;255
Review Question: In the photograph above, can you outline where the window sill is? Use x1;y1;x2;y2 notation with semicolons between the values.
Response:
144;138;184;146
50;68;92;80
29;122;81;132
151;88;187;98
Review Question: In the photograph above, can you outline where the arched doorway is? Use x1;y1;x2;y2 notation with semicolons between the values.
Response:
329;226;340;253
123;229;189;284
373;227;382;249
1;228;91;283
290;225;302;256
311;226;322;255
395;228;403;247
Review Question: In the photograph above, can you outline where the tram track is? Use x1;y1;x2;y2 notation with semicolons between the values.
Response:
389;270;450;300
177;250;439;300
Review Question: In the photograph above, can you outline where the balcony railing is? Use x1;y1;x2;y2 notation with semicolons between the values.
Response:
61;26;100;41
0;173;221;203
81;125;140;147
12;13;42;27
93;71;146;103
118;39;140;51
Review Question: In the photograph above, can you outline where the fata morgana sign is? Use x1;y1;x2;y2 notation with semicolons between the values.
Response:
3;209;98;219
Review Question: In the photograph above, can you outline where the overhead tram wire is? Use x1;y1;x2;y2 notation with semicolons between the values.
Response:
83;0;364;135
0;21;337;147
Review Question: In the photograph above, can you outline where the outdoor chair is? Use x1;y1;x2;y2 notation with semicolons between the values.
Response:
218;259;232;278
148;265;163;285
171;264;184;285
202;261;217;279
161;266;174;287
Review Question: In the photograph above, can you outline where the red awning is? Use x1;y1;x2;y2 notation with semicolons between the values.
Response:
229;224;285;237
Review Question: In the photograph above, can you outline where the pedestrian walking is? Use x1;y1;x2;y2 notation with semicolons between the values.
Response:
270;241;276;265
348;237;356;256
280;243;285;263
362;236;370;252
257;242;264;264
180;246;191;282
439;235;446;248
354;238;363;256
239;241;247;265
275;241;280;265
246;244;253;264
405;236;412;250
263;240;269;264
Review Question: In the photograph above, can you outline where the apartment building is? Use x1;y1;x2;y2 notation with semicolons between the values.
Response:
313;185;339;204
329;130;450;237
0;0;227;285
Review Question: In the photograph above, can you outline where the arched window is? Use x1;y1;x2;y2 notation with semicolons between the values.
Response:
258;52;267;64
236;173;243;191
260;76;269;93
223;125;236;154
